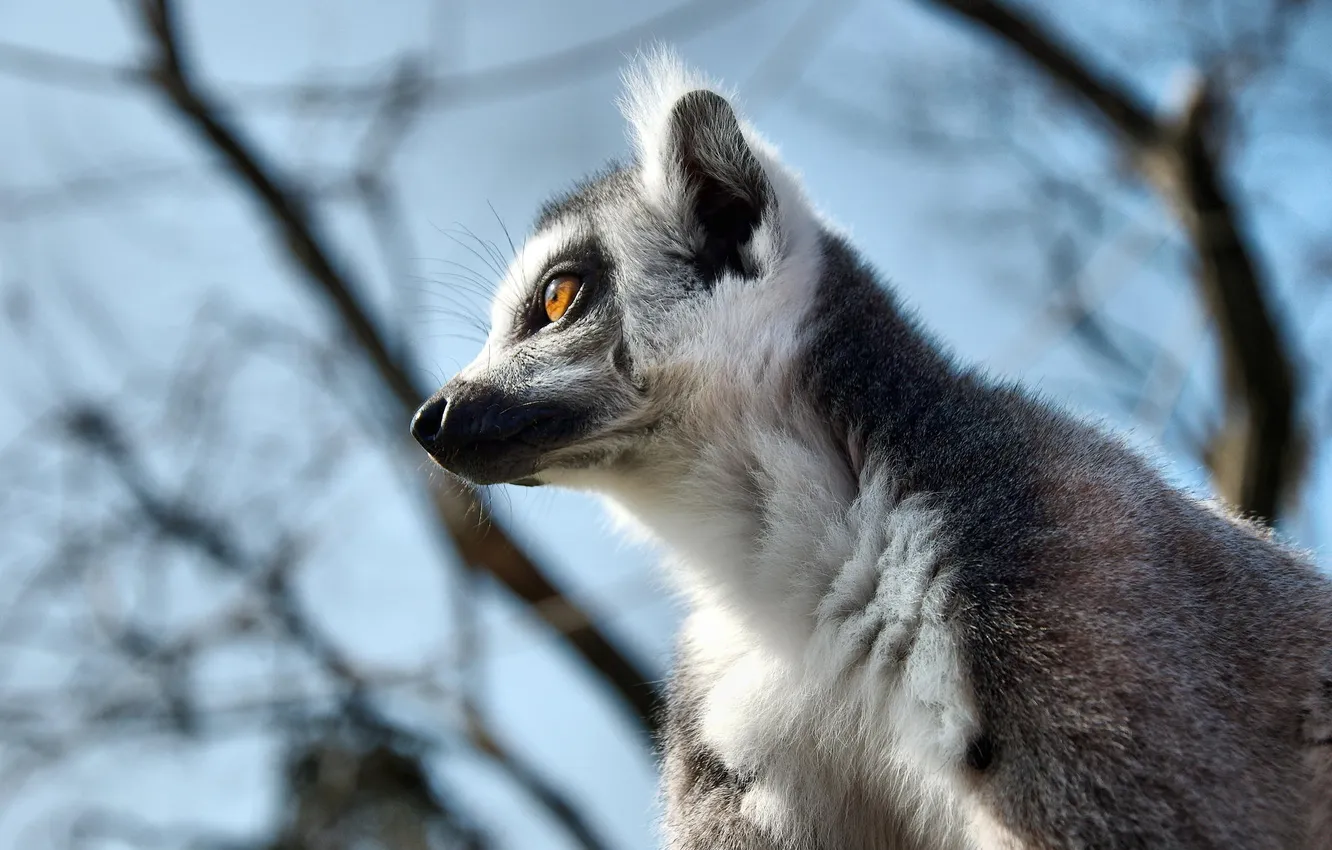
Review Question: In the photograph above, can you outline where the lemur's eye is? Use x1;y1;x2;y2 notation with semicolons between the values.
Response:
543;274;580;323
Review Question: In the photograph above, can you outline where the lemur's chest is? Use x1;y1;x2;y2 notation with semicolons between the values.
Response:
680;600;975;847
602;451;980;835
682;594;969;780
658;473;977;836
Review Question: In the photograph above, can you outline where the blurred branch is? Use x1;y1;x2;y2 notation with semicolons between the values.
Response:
924;0;1300;521
0;41;144;92
66;809;254;850
1;0;758;111
221;0;760;114
924;1;1157;145
275;737;490;850
0;162;208;222
744;0;857;105
63;403;616;850
466;712;614;850
127;0;660;734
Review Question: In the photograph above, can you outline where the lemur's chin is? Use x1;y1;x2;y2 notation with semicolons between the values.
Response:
423;437;575;487
432;455;539;487
436;457;559;488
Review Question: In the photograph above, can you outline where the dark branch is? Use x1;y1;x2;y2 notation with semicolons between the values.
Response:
925;0;1158;145
924;0;1300;521
3;0;757;112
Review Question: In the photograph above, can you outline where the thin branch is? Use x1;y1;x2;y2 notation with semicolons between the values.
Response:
66;809;252;850
0;41;145;92
924;0;1158;145
467;711;615;850
0;163;208;222
924;0;1300;521
127;0;660;732
228;0;760;114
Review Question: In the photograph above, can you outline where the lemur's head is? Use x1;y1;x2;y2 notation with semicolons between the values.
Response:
412;51;827;488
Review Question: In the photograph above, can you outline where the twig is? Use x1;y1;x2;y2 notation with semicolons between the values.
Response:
0;41;145;93
225;0;760;114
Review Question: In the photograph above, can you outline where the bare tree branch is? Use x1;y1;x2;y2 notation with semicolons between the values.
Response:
126;0;660;734
923;0;1300;521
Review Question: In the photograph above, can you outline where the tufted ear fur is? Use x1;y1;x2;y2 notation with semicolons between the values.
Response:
621;52;775;284
662;90;772;281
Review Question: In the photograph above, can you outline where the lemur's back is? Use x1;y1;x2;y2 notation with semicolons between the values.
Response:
933;385;1332;846
412;53;1332;849
955;481;1332;846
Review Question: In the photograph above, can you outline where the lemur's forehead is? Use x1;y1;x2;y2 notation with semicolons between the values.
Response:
534;165;637;233
490;168;643;332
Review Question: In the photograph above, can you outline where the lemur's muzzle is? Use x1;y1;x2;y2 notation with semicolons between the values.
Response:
411;383;579;484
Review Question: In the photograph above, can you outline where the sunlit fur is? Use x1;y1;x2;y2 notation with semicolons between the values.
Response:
431;49;1332;850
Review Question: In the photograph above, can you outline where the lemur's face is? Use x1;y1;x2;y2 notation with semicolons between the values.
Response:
412;55;819;486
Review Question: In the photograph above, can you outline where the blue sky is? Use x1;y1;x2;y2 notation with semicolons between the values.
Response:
1;1;1329;848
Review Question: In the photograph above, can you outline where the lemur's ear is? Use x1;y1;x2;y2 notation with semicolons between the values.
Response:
662;90;772;281
622;52;780;282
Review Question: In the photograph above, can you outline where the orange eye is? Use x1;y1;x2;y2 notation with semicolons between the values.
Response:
543;274;580;323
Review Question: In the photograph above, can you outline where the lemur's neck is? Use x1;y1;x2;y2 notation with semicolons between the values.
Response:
797;233;960;464
600;405;856;656
601;233;959;657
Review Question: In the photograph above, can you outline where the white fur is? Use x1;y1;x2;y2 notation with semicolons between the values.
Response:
967;803;1027;850
619;47;729;216
616;55;976;806
612;458;976;844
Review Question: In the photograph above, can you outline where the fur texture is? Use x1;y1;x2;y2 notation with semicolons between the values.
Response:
412;50;1332;849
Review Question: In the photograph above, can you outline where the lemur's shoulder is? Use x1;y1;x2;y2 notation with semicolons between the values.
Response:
801;230;1318;581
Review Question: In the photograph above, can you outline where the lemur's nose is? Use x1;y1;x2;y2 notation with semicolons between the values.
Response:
411;392;451;448
411;387;556;454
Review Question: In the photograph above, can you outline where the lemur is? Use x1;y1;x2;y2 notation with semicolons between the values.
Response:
410;51;1332;849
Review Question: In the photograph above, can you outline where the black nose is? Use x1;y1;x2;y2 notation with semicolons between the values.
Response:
411;388;562;454
411;393;450;448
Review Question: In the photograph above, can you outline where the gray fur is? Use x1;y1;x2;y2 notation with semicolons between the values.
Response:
413;52;1332;849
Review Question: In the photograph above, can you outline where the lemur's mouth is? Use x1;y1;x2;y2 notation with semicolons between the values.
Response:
410;388;586;485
